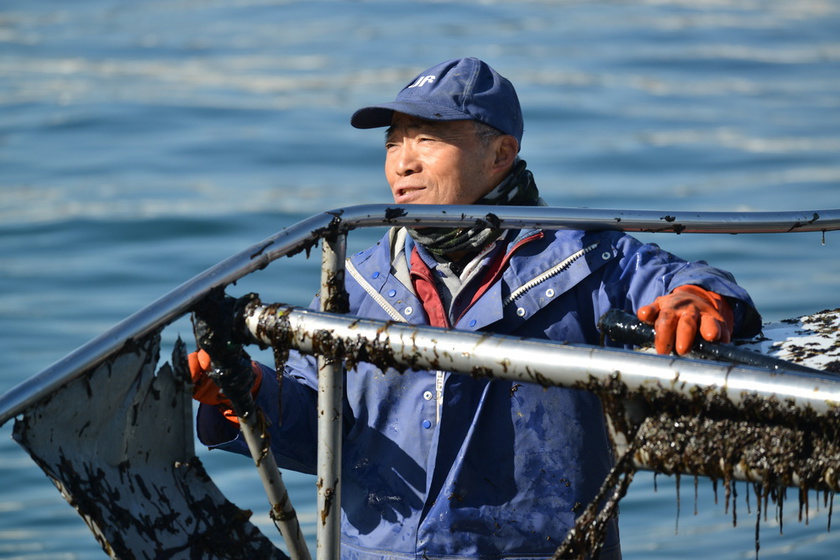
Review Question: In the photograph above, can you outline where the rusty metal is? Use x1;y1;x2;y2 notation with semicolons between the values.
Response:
242;303;840;417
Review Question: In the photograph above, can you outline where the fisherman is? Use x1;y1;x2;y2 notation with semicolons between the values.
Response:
190;57;761;559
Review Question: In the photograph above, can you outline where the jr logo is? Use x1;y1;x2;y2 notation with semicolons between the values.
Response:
408;75;436;88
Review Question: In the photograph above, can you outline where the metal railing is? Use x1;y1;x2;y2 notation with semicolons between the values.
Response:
3;205;837;427
1;205;840;558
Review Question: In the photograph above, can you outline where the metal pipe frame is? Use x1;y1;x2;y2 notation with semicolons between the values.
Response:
4;204;839;427
243;302;840;508
316;232;347;559
1;205;839;557
2;205;838;426
236;401;311;560
243;303;840;417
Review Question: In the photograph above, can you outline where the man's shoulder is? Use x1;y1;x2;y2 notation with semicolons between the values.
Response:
348;229;395;265
512;227;629;255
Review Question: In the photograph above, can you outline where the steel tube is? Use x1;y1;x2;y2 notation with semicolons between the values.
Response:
0;211;336;426
316;233;347;560
2;205;838;425
236;407;311;560
322;205;840;235
243;304;840;416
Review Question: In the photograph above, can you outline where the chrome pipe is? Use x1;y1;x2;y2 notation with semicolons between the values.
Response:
315;232;347;560
243;303;840;492
243;303;840;417
316;205;840;236
2;205;838;425
236;402;311;560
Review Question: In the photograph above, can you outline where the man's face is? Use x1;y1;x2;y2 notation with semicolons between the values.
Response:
384;113;504;205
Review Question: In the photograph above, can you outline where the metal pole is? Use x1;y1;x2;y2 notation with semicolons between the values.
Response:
232;398;311;560
193;292;312;560
242;303;840;417
3;206;839;425
241;304;840;492
316;233;348;559
335;205;840;235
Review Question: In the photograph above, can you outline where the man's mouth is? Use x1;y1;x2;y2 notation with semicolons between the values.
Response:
394;185;425;202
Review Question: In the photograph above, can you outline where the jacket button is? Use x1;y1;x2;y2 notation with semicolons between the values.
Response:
404;306;413;316
516;307;526;317
423;391;433;400
545;288;555;298
422;420;432;429
469;319;477;327
388;289;397;297
601;251;611;260
372;271;380;279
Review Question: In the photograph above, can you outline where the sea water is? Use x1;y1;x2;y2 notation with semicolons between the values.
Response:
1;1;839;558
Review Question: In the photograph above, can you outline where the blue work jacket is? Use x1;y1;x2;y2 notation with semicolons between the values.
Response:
197;227;759;560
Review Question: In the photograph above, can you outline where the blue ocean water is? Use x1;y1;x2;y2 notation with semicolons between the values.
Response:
1;1;839;558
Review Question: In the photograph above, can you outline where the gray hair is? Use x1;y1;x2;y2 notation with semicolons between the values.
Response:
474;121;506;147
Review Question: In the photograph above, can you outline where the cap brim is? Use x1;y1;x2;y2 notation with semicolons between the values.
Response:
351;101;472;129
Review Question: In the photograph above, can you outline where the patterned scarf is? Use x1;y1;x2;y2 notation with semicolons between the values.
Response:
407;158;540;257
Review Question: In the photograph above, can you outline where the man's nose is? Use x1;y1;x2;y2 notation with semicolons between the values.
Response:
391;142;420;176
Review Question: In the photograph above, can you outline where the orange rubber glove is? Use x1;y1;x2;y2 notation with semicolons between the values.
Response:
636;284;734;356
188;349;263;424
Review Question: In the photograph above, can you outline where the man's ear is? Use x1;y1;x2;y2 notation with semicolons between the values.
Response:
492;135;519;173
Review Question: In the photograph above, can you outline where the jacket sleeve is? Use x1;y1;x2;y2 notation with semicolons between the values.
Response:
195;351;321;475
602;233;761;337
194;247;383;470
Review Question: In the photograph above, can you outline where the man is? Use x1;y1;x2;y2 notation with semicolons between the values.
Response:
192;58;760;559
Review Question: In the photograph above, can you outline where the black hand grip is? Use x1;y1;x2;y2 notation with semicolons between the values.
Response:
598;309;823;375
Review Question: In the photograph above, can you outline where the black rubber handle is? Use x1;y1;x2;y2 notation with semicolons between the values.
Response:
598;308;823;374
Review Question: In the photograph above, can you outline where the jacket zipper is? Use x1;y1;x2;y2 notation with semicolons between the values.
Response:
348;238;601;427
345;259;407;322
346;256;444;423
502;242;600;307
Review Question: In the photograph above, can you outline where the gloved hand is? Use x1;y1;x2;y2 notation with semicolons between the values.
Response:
188;349;263;423
637;284;734;356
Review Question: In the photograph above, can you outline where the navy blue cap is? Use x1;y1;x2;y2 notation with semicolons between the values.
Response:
350;57;523;147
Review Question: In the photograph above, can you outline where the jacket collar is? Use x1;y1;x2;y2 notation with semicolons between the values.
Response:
348;227;615;330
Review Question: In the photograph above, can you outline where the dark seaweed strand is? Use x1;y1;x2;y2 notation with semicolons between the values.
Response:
746;482;752;516
779;489;784;535
694;476;699;517
732;482;738;528
675;472;681;534
754;482;763;560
